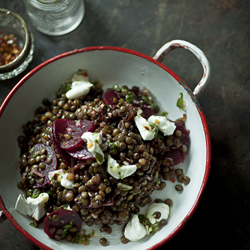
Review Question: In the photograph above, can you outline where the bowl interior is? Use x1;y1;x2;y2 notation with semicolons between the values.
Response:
0;49;209;250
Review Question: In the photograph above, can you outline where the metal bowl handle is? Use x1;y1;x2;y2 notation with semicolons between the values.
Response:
153;40;210;97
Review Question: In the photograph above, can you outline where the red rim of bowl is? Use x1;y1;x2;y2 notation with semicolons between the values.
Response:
0;46;211;250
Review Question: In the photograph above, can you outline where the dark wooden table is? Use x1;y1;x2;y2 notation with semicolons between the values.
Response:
1;1;250;249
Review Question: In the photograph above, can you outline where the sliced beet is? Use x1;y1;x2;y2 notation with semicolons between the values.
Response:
166;122;190;166
43;209;82;239
66;144;94;160
28;144;57;188
132;90;156;119
140;104;155;119
50;122;70;165
103;90;120;106
52;119;95;150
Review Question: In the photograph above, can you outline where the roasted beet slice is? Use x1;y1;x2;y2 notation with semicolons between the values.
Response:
28;144;57;188
103;90;120;106
166;122;190;166
140;104;155;119
132;91;156;119
52;119;95;150
50;122;70;165
66;144;94;160
43;209;82;239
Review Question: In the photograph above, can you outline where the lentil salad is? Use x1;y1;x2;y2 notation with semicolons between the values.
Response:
16;69;190;246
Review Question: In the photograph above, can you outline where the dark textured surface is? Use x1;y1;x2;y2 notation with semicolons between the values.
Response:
0;0;250;249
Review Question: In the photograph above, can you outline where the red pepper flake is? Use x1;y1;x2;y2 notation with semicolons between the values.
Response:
0;31;22;66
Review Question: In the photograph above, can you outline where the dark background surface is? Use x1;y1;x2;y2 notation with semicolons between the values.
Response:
0;0;250;249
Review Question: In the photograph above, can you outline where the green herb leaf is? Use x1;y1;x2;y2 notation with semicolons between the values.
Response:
154;178;161;185
29;221;38;228
31;189;40;198
176;92;186;111
109;142;118;154
149;222;160;234
95;153;104;164
113;84;121;92
56;81;72;96
29;147;34;154
161;111;169;116
149;122;158;138
47;190;53;196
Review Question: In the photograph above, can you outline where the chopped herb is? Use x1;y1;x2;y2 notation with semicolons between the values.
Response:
92;80;99;86
154;178;161;185
95;153;104;164
150;102;157;110
121;88;136;103
27;189;32;197
29;221;38;228
113;84;120;92
109;142;117;154
56;81;72;96
161;111;169;116
121;88;129;93
47;190;53;196
141;94;152;104
176;92;186;111
149;122;158;137
138;214;151;226
118;172;123;179
149;222;160;234
75;229;95;245
62;224;72;236
138;214;160;234
156;132;164;140
31;189;40;198
125;93;136;103
29;147;34;154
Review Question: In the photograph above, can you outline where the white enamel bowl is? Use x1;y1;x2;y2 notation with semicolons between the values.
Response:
0;40;211;250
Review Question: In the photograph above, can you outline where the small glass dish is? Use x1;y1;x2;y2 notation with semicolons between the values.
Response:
0;8;34;80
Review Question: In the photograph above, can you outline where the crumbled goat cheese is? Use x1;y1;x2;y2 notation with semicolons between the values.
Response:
15;193;49;221
107;155;137;179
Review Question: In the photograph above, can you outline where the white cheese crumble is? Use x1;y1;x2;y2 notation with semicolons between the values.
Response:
134;108;176;140
66;73;93;100
15;193;49;221
146;202;170;224
148;115;176;136
124;215;147;241
107;155;137;179
81;131;104;164
48;169;74;189
134;109;156;141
